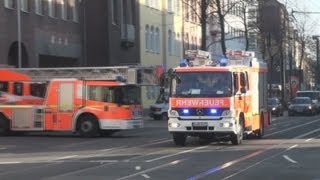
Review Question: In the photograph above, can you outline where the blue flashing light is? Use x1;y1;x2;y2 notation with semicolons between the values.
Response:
182;109;190;114
210;109;218;114
218;55;228;67
180;59;189;67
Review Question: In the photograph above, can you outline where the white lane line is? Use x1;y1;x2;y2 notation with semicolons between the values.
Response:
145;146;208;163
0;161;21;165
116;159;184;180
286;144;298;150
294;128;320;139
54;155;78;160
283;155;298;164
0;147;6;150
264;118;320;137
141;174;150;179
149;138;168;143
99;146;128;152
305;138;313;142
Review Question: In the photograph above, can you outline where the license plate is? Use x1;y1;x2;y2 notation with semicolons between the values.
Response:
192;122;208;127
296;108;303;112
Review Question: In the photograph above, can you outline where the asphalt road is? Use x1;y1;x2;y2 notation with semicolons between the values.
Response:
0;113;320;180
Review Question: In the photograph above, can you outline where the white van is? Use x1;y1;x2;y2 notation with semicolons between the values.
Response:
296;90;320;113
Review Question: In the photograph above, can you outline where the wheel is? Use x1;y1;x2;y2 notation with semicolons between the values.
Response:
0;117;10;136
256;114;264;139
173;133;187;146
231;117;244;145
78;115;99;137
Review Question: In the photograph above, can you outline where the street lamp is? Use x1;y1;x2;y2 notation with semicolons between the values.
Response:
312;35;320;90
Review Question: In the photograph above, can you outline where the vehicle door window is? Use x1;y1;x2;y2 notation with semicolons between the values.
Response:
13;82;23;96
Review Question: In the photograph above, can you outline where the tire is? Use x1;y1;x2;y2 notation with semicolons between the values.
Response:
0;117;10;136
78;115;99;137
257;114;264;139
231;117;244;145
173;133;187;146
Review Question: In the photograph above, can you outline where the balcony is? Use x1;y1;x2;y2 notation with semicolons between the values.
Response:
121;24;135;48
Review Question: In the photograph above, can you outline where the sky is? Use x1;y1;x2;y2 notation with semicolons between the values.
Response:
279;0;320;36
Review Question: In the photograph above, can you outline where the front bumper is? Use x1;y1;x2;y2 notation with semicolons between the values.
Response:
168;117;237;134
100;119;143;130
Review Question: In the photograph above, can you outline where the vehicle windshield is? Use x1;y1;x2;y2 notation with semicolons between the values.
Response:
268;99;278;105
87;85;140;105
172;72;232;97
296;92;318;100
291;98;312;104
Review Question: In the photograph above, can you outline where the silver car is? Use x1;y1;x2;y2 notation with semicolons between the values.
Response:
288;97;317;116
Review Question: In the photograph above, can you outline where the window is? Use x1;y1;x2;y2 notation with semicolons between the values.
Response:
48;0;56;17
13;82;23;96
155;28;160;53
176;0;180;15
168;30;172;55
145;25;150;50
0;82;9;92
167;0;172;12
69;0;78;22
172;32;176;55
176;33;180;56
35;0;43;15
151;26;155;52
111;0;118;24
61;0;68;20
4;0;15;9
20;0;29;12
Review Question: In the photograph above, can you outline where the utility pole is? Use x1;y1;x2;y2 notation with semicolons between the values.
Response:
312;35;320;90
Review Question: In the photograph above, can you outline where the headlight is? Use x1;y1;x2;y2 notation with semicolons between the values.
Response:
169;110;179;117
169;122;180;128
309;106;312;110
222;110;232;116
272;107;276;111
220;122;233;128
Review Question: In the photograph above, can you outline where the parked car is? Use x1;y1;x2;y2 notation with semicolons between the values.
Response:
149;88;169;120
288;97;317;116
268;98;283;116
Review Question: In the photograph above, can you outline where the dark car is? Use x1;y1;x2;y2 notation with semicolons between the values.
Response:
268;98;283;116
288;97;317;116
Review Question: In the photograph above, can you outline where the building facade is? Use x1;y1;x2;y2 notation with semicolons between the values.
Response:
139;0;183;109
0;0;82;68
84;0;140;66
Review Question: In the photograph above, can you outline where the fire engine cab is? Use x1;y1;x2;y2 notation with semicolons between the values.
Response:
0;66;157;137
166;50;270;146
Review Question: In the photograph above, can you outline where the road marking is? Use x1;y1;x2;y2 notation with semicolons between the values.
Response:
0;147;6;150
116;159;184;180
89;160;119;163
135;166;141;170
294;128;320;139
305;138;313;142
145;146;208;163
264;118;320;137
149;138;168;143
54;155;78;160
187;150;265;180
0;161;21;165
99;146;128;152
283;155;298;164
189;123;319;180
141;174;150;179
287;144;298;150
